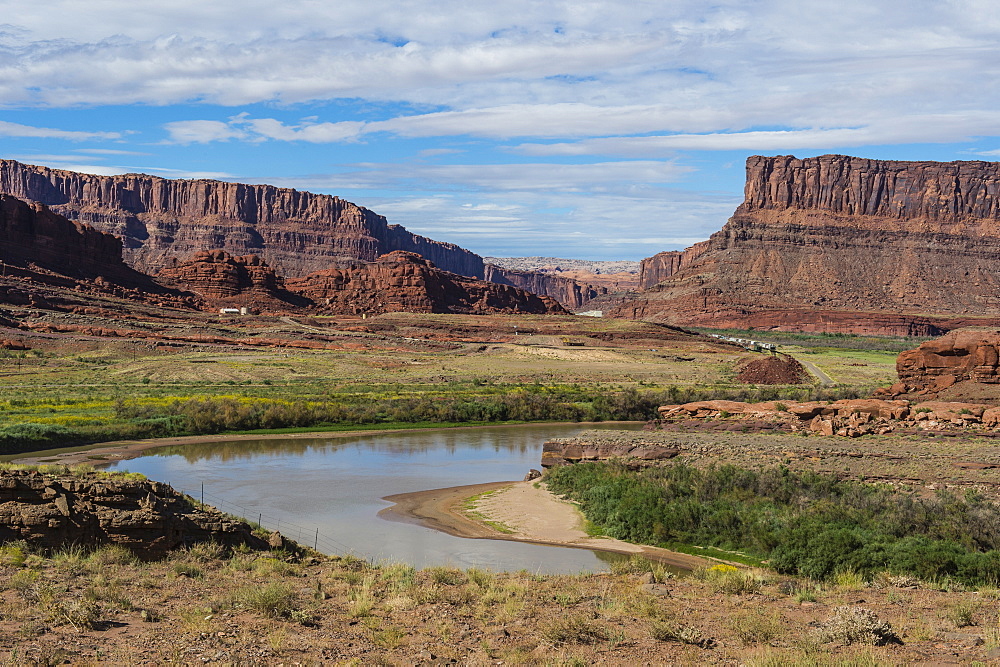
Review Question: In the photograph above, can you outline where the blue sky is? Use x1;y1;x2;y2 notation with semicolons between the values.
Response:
3;1;1000;261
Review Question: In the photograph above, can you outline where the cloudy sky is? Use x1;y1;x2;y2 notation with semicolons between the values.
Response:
3;1;1000;260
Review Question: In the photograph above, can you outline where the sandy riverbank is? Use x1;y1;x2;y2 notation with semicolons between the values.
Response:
380;480;708;571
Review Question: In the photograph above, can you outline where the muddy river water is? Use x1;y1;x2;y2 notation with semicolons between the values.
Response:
106;423;638;573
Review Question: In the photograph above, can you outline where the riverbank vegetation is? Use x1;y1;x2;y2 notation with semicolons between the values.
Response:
0;382;875;456
0;315;900;454
546;462;1000;587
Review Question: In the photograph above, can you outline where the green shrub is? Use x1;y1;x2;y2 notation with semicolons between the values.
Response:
546;461;1000;586
428;566;467;586
948;599;980;628
234;582;298;619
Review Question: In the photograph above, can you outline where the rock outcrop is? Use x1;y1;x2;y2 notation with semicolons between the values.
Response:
0;194;137;283
288;251;566;316
485;257;640;308
894;328;1000;395
541;438;680;467
614;155;1000;334
0;194;193;308
157;250;310;311
0;159;485;279
0;470;269;558
653;397;999;438
0;160;617;309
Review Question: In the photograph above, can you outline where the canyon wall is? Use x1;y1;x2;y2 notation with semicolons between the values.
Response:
484;264;605;310
0;160;612;308
0;194;129;280
613;155;1000;334
0;160;485;279
637;243;708;289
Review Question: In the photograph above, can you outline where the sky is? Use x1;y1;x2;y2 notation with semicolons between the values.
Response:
3;1;1000;261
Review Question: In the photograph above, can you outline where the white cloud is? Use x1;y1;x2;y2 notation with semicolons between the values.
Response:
232;116;366;143
75;148;151;156
8;1;1000;261
162;120;248;144
0;121;121;141
263;160;691;194
255;160;734;259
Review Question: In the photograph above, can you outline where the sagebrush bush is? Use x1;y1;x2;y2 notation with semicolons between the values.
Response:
817;606;900;646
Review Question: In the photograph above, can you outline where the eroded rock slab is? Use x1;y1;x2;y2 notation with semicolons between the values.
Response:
0;470;268;558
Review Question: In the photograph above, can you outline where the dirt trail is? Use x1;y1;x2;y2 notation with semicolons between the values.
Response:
790;354;836;386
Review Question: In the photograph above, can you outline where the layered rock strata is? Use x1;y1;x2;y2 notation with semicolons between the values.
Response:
288;251;566;316
0;160;608;308
0;194;193;308
615;155;1000;334
0;470;268;558
637;246;705;290
484;257;639;306
1;194;137;282
0;159;484;279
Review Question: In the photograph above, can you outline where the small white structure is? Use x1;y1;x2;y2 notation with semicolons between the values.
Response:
219;307;241;315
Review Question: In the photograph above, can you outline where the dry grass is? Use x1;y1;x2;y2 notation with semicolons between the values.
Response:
2;541;995;663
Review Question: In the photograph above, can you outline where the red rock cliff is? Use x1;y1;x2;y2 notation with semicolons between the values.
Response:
0;160;486;279
637;243;708;289
157;250;310;311
289;251;566;316
613;155;1000;334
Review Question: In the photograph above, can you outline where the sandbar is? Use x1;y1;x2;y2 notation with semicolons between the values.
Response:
380;479;709;571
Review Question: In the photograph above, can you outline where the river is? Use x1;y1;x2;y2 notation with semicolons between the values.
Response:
105;423;639;573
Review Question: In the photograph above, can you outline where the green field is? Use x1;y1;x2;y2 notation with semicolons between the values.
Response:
0;316;904;455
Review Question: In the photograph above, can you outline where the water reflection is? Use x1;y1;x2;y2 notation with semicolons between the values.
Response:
107;423;638;573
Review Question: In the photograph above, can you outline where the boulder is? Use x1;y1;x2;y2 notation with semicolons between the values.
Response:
897;329;1000;394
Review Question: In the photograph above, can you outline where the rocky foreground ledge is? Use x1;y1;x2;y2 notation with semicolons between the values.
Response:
0;469;271;558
